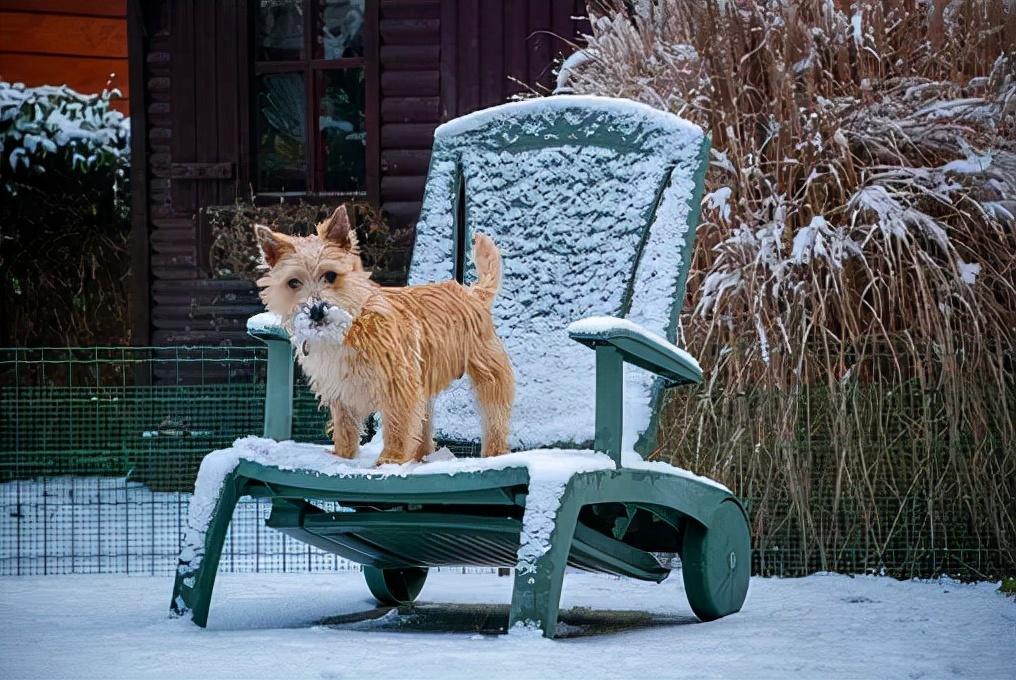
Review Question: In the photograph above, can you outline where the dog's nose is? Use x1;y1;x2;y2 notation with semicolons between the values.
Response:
308;302;327;324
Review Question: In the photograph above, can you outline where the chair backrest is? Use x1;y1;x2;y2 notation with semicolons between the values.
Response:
409;95;709;454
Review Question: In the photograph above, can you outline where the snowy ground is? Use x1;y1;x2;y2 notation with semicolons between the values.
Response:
1;571;1012;680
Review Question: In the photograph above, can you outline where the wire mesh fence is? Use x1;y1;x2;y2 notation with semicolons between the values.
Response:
1;346;1011;578
0;346;341;576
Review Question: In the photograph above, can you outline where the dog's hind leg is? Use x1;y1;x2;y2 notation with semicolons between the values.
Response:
330;402;360;459
468;342;514;457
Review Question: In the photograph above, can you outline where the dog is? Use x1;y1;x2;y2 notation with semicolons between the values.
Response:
254;206;514;465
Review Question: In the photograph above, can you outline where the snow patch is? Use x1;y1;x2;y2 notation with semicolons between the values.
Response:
246;311;284;333
433;94;702;140
704;186;732;221
790;215;863;268
553;50;596;94
411;95;706;451
1;81;128;179
957;260;981;285
941;151;993;174
5;571;1014;678
620;450;729;491
851;12;863;45
566;316;701;376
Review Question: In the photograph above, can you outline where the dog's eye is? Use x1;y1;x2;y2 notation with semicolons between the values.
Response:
322;271;338;284
287;278;302;290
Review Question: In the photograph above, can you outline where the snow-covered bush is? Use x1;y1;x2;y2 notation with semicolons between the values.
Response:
563;0;1016;576
1;81;129;189
0;82;131;345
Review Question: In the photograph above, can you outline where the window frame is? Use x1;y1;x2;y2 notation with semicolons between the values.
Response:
251;0;379;203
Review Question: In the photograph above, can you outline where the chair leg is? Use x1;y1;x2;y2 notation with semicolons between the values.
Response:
170;472;244;627
508;496;580;638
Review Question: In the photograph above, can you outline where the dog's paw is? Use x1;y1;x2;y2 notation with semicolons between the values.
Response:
332;444;358;459
374;450;410;467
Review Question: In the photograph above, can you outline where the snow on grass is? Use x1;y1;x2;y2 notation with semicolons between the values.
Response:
1;570;1012;679
790;215;863;268
942;150;993;174
704;186;732;220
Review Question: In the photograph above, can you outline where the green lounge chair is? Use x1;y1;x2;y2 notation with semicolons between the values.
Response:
170;95;750;638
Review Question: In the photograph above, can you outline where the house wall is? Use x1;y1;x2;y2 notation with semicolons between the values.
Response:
0;0;129;113
134;0;586;346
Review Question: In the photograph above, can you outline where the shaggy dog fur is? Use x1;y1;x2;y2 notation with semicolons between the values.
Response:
255;206;514;465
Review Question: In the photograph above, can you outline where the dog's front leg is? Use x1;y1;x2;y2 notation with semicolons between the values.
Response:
329;402;360;459
414;398;436;461
374;378;425;466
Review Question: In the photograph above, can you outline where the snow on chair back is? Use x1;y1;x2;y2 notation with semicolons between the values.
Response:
410;95;709;454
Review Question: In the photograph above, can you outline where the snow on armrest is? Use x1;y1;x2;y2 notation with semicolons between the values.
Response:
246;312;289;341
567;315;702;385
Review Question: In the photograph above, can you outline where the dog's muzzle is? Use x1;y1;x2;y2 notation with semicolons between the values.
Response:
308;302;328;325
291;300;354;355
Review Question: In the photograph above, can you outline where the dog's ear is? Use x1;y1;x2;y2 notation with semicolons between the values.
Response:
254;224;294;268
318;205;358;250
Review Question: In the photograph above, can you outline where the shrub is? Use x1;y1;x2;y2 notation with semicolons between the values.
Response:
565;0;1016;577
205;200;413;286
0;82;131;346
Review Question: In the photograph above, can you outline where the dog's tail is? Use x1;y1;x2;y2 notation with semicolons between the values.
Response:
470;232;501;308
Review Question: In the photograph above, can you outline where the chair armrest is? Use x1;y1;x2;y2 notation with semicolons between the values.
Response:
246;312;289;342
246;312;293;441
568;316;702;385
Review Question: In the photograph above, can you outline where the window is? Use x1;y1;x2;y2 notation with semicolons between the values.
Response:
255;0;368;194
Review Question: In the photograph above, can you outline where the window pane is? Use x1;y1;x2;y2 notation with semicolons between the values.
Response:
320;68;366;192
257;0;304;61
317;0;365;59
257;72;307;192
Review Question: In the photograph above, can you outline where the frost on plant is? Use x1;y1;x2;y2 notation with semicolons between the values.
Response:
563;0;1016;575
0;81;128;190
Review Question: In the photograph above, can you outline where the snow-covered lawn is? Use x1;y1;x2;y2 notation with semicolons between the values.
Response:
1;571;1012;679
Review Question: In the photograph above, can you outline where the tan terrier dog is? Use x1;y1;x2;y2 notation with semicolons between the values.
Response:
255;206;514;465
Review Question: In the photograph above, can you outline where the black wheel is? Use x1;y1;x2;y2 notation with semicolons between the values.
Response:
363;566;428;605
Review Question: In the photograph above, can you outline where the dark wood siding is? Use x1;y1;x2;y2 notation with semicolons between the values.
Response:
143;0;260;345
379;0;442;229
381;0;587;235
134;0;587;346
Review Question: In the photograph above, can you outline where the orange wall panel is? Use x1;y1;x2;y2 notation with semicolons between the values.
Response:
0;12;127;58
0;0;125;17
0;3;128;113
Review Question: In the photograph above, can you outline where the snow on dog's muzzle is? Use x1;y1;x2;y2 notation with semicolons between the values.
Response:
291;299;353;354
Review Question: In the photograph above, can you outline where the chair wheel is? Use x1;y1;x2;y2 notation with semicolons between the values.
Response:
363;566;428;605
680;499;750;621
